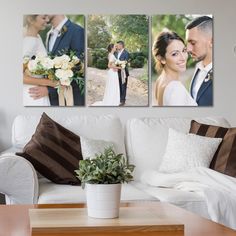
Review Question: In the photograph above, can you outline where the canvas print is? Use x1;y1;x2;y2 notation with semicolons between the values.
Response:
152;15;213;106
23;15;85;106
87;15;149;106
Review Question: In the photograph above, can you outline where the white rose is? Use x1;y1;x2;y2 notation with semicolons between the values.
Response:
55;69;73;85
53;57;63;69
41;57;54;70
61;54;70;62
35;52;46;63
61;61;69;70
28;60;38;72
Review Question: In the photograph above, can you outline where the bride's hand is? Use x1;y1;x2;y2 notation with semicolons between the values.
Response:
112;68;118;72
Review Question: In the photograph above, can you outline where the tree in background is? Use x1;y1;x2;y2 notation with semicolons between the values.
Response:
108;15;149;57
88;15;149;71
87;15;112;49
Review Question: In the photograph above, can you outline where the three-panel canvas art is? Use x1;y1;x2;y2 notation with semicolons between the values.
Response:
23;14;213;107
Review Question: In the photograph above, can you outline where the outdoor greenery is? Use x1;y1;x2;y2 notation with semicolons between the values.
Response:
75;147;135;189
88;15;149;70
90;48;108;69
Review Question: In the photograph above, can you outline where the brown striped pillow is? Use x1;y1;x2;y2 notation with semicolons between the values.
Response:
189;120;236;177
16;113;82;185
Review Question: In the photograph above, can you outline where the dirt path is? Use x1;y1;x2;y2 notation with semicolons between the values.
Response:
87;67;148;106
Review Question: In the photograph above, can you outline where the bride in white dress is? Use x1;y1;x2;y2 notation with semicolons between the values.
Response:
23;15;58;106
92;44;120;106
152;31;197;106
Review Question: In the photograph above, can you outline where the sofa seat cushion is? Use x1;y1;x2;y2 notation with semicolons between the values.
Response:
38;179;156;204
133;182;209;218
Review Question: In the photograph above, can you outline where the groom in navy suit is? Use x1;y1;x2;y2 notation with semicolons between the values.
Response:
185;16;213;106
115;41;129;106
29;15;85;106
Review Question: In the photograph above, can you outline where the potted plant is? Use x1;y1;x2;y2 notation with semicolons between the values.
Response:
75;147;135;219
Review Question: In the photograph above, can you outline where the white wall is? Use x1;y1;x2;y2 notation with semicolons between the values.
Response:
0;0;236;151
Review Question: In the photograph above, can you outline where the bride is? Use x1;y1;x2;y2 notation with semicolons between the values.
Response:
152;31;197;106
23;15;58;106
92;43;120;106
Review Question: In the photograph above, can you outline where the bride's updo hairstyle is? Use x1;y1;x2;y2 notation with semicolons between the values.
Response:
152;31;185;72
23;15;38;28
107;43;114;53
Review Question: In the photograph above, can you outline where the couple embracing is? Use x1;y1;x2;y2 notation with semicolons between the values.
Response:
153;16;213;106
23;15;84;106
93;41;129;106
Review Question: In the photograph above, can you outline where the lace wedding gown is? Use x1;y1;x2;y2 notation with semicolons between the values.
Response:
92;53;120;106
23;35;50;106
161;81;197;106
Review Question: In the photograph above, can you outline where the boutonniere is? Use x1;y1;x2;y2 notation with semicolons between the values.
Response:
204;69;213;82
58;26;68;37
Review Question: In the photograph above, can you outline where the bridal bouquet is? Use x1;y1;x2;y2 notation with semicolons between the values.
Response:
115;59;127;69
23;50;84;88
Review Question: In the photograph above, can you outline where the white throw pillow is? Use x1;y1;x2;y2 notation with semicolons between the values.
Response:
80;137;115;159
159;128;222;173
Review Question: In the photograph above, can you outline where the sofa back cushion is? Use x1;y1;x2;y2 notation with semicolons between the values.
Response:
125;117;230;181
12;114;125;156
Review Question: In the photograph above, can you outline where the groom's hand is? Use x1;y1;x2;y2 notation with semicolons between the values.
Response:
29;86;48;100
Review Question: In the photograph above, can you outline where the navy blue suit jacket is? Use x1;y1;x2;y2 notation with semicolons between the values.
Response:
115;49;129;77
47;19;85;106
190;70;213;106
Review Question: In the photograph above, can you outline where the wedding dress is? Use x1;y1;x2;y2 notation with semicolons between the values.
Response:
92;53;120;106
161;81;197;106
23;35;50;106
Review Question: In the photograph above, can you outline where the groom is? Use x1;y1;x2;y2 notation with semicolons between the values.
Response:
185;16;213;106
29;15;85;106
115;41;129;106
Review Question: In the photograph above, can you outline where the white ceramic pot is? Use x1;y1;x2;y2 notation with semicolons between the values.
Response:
86;183;121;218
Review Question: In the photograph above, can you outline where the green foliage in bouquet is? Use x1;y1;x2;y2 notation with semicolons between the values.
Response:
75;147;135;189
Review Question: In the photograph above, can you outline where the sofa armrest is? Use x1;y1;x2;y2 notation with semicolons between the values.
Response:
0;154;39;204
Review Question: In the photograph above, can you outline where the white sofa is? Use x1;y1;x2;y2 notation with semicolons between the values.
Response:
0;114;230;219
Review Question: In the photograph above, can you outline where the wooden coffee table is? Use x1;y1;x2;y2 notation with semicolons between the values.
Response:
0;201;235;236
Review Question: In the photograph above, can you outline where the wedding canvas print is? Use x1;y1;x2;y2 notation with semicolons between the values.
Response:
23;15;85;106
152;15;213;106
87;15;149;106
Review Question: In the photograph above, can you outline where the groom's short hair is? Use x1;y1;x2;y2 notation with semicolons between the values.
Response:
117;40;125;47
185;16;212;36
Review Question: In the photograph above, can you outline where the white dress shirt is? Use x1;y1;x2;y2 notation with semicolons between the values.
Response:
117;49;124;59
192;62;212;100
48;17;68;52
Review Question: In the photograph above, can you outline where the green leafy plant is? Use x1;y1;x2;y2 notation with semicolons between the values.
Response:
75;147;135;189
